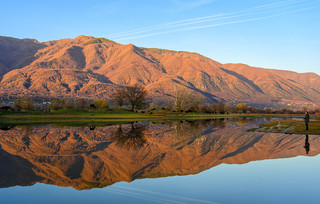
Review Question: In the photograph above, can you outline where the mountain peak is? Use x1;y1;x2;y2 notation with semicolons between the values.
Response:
81;36;115;45
74;35;93;40
0;35;319;109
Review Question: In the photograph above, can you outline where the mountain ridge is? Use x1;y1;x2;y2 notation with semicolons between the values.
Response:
0;35;319;108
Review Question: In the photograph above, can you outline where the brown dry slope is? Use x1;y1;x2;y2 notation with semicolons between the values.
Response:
0;36;46;76
0;35;319;107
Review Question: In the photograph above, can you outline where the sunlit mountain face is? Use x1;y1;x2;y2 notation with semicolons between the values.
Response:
1;118;318;190
1;35;320;108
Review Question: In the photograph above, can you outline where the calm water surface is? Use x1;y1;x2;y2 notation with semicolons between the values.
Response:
0;118;319;204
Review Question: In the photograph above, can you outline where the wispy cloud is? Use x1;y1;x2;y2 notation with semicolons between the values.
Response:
106;0;319;41
107;0;308;39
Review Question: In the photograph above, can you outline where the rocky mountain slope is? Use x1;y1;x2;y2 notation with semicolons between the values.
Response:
0;35;319;108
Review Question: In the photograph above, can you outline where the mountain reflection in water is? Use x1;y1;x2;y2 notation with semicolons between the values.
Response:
0;118;319;190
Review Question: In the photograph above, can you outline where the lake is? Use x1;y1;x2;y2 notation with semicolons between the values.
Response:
0;117;319;204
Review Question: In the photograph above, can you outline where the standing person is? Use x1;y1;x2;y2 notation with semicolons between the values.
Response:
304;111;310;131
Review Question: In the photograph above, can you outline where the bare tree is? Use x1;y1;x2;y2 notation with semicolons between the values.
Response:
173;88;189;112
75;98;88;109
14;99;23;111
125;84;148;111
172;87;202;112
265;108;272;114
14;96;34;111
48;100;61;110
64;98;75;109
48;99;65;110
111;86;127;109
212;102;226;114
23;96;34;111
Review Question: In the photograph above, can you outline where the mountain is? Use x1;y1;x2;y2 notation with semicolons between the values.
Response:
0;120;318;190
0;35;319;108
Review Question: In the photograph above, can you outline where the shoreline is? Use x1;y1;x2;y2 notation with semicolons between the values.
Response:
248;118;320;135
0;110;305;127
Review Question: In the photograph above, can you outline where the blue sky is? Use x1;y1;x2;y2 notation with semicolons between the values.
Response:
1;0;319;74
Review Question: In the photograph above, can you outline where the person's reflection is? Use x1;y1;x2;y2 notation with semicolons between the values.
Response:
304;134;310;154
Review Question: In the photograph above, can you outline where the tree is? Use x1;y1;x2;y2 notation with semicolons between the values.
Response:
200;105;210;113
64;98;75;109
210;102;226;114
265;108;272;114
125;84;148;111
14;99;24;111
93;99;108;108
111;86;127;109
22;96;34;111
173;88;189;112
172;87;202;112
48;99;64;110
236;103;247;113
189;95;202;112
75;98;88;109
14;96;34;111
48;100;59;110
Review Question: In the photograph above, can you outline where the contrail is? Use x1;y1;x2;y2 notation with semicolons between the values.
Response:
113;5;320;41
107;0;305;38
107;0;311;39
106;13;228;38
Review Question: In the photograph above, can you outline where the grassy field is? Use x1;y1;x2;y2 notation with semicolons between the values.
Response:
249;118;320;135
0;108;304;127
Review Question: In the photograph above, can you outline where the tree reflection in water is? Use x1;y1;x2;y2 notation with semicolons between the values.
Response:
169;119;226;139
111;122;148;150
0;125;15;131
